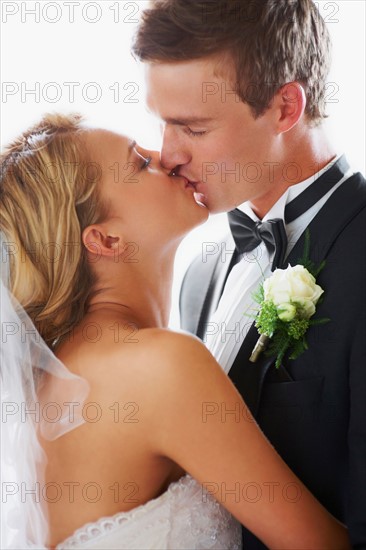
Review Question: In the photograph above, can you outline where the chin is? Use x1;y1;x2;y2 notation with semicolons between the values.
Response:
183;205;209;234
197;209;210;225
208;194;243;213
205;203;230;215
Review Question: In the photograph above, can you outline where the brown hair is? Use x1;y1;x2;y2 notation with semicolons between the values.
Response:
132;0;332;124
0;113;108;348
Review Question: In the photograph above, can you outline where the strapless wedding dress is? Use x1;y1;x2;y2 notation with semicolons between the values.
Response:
55;474;242;549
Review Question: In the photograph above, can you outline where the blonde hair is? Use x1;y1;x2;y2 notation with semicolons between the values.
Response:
0;113;108;348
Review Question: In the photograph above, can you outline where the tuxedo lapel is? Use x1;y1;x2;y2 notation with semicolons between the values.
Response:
180;235;237;337
228;171;366;418
196;238;237;339
195;252;221;339
180;252;215;336
285;172;366;268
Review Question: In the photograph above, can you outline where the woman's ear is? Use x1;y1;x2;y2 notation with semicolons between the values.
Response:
82;225;121;258
275;82;307;134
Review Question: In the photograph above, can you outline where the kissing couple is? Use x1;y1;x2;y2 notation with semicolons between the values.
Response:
1;1;365;549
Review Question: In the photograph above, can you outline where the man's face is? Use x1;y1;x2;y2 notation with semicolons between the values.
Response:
146;57;281;214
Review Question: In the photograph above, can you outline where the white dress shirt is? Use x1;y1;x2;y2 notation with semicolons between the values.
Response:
204;155;352;373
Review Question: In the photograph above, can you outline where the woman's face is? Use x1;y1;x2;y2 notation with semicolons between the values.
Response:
84;129;208;251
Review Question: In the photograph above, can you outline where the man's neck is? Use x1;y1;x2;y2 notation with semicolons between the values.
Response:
249;129;337;220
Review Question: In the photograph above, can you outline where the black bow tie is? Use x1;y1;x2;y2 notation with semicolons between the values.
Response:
228;155;350;271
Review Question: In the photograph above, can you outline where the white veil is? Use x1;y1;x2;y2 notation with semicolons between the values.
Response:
0;234;90;549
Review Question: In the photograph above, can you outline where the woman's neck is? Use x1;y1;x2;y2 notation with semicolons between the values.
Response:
85;246;176;329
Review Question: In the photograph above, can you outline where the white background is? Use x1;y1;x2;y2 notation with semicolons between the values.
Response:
1;0;365;327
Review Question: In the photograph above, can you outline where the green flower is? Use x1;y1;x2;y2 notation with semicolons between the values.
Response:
277;303;296;322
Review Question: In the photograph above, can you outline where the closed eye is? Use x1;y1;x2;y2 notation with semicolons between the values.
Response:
186;128;206;137
134;145;152;170
141;156;152;170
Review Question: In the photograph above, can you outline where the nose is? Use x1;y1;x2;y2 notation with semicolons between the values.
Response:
160;125;191;171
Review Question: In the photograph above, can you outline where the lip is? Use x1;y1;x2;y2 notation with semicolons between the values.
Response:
172;174;195;189
172;175;207;208
185;181;196;189
181;177;198;191
181;176;192;188
170;170;198;189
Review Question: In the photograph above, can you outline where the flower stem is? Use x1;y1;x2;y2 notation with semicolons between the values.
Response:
249;334;270;363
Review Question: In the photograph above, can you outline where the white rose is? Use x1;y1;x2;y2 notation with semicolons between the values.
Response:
263;264;324;320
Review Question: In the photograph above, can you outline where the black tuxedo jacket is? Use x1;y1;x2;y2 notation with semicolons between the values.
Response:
180;169;366;549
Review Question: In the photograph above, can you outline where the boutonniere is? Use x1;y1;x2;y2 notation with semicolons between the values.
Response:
249;231;330;368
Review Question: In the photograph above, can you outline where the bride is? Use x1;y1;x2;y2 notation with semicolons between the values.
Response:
0;114;349;549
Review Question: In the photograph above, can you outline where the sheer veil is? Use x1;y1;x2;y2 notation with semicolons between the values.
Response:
0;233;90;549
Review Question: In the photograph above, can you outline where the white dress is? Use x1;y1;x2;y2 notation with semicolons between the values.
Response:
55;474;242;550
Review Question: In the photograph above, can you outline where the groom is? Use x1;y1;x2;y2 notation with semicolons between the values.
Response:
133;1;366;547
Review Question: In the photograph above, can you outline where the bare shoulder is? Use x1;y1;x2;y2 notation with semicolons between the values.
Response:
137;327;207;357
134;327;221;371
60;325;223;402
115;327;221;383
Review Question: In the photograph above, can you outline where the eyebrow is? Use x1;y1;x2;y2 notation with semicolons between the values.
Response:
164;117;213;126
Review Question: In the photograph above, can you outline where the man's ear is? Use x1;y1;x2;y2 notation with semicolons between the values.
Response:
82;225;121;258
275;82;307;134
